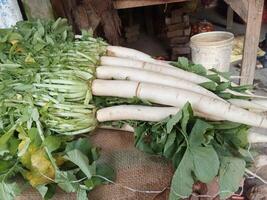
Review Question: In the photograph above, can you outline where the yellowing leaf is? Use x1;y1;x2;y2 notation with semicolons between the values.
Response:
20;145;55;187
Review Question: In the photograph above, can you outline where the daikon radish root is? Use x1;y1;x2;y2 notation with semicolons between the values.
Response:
251;99;267;109
96;105;222;122
225;89;267;99
248;132;267;143
106;46;155;63
96;66;222;100
228;99;267;112
97;105;178;122
99;124;135;132
92;79;267;128
100;56;211;84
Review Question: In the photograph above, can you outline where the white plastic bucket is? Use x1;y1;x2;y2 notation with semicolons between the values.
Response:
190;31;234;72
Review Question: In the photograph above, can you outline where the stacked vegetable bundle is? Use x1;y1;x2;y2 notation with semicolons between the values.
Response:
0;19;113;200
1;19;267;200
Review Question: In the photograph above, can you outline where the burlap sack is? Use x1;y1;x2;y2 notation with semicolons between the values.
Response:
16;129;174;200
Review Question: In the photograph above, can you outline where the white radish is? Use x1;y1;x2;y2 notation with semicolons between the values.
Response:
251;99;267;109
224;89;267;99
99;124;135;132
96;66;222;100
97;105;178;122
106;46;155;63
228;99;267;112
104;45;266;99
92;79;267;129
248;132;267;143
96;105;222;122
100;56;211;84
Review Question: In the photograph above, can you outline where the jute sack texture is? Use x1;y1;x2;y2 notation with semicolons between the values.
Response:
16;129;173;200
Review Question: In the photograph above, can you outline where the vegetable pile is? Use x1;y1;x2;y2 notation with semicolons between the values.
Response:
1;19;267;200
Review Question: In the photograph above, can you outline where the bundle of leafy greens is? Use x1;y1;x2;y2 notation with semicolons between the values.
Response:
0;18;254;200
0;19;114;200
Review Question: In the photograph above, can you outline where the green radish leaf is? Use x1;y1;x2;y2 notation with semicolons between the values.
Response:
210;69;230;80
163;131;177;158
172;57;207;76
84;164;115;190
216;82;231;92
178;57;189;67
211;121;242;130
0;181;20;200
217;92;232;99
65;138;95;159
0;160;14;172
44;135;62;152
77;188;87;200
189;119;213;146
181;102;193;133
65;149;96;179
36;185;48;198
166;110;182;133
28;128;42;147
55;170;78;193
169;150;194;200
7;33;23;42
190;64;207;76
172;142;187;168
219;157;245;199
230;84;252;92
44;184;56;200
199;81;217;91
206;74;221;83
191;146;219;183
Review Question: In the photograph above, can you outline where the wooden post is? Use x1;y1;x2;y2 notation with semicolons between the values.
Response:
240;0;264;85
226;6;233;30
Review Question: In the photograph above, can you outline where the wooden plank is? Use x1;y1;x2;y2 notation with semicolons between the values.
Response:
224;0;248;22
240;0;264;85
114;0;188;9
226;5;233;30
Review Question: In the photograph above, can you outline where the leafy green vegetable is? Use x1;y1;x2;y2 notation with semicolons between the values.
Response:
0;182;20;200
64;149;96;179
0;19;113;200
102;102;251;200
171;57;252;99
219;157;245;199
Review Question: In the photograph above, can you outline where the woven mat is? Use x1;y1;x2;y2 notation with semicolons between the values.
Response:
16;129;173;200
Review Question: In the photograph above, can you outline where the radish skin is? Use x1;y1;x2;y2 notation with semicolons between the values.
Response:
96;105;222;122
102;55;267;99
97;105;178;122
225;89;267;99
96;66;222;100
92;79;267;129
99;124;135;132
106;46;155;63
100;56;211;84
251;99;267;109
228;99;267;112
248;132;267;143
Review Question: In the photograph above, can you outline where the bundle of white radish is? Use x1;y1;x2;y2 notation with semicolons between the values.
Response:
95;46;267;127
95;46;267;199
2;20;267;200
